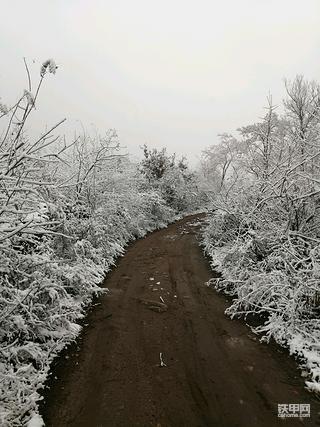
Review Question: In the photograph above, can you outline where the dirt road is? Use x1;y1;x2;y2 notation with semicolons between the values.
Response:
41;214;320;427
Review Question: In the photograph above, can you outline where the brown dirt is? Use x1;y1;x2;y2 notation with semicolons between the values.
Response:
41;214;320;427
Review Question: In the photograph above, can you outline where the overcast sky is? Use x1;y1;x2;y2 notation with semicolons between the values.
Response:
1;0;320;164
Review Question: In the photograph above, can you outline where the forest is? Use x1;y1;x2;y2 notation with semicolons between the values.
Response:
1;60;320;425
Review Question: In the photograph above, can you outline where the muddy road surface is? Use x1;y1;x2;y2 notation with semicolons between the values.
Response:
41;214;320;427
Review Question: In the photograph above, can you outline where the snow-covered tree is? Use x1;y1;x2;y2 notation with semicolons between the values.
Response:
0;60;183;426
139;145;201;211
202;76;320;394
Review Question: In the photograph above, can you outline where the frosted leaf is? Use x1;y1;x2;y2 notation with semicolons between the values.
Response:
68;322;82;337
24;90;35;106
12;315;27;332
40;58;58;77
0;102;8;115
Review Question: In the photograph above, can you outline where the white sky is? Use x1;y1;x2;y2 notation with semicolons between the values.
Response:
1;0;320;164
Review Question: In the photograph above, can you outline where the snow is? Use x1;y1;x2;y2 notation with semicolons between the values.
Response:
27;414;44;427
305;381;320;394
